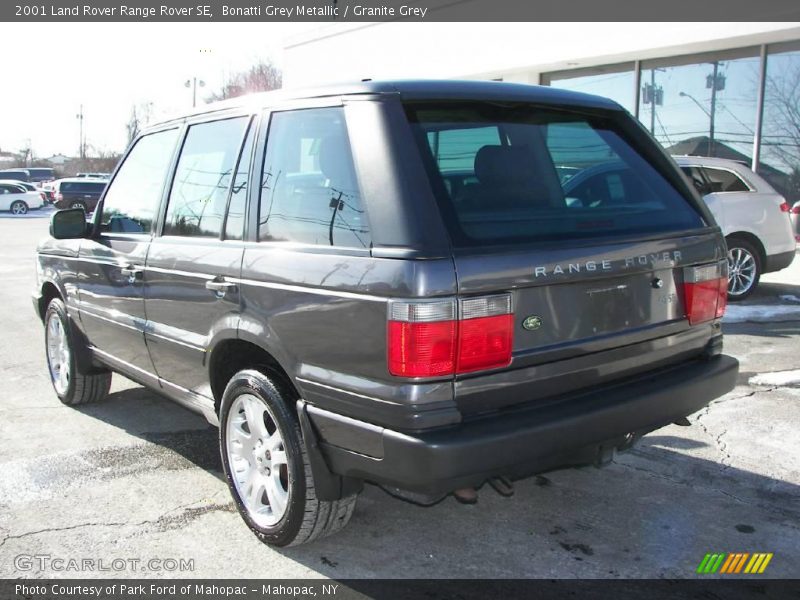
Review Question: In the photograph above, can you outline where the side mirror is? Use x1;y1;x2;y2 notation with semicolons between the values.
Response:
50;209;89;239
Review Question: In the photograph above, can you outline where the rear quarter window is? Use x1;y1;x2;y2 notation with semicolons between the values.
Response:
406;103;705;247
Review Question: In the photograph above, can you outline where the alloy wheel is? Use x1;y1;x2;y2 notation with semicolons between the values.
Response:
225;393;290;527
45;312;71;395
727;246;757;297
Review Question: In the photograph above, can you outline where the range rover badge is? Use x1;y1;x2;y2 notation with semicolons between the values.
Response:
652;278;664;289
522;315;543;331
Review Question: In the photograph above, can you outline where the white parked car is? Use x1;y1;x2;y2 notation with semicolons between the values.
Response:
673;156;796;300
0;182;44;215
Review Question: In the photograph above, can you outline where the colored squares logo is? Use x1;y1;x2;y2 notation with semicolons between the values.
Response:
697;553;773;574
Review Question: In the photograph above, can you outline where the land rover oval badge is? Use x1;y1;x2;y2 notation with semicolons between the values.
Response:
522;315;543;331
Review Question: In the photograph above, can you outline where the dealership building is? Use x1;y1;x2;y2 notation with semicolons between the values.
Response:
284;22;800;200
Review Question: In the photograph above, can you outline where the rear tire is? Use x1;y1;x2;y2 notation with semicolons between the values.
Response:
219;370;357;546
10;201;28;215
726;237;761;301
44;298;111;405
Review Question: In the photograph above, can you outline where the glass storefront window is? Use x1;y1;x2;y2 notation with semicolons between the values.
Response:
763;42;800;202
542;64;636;114
638;49;760;164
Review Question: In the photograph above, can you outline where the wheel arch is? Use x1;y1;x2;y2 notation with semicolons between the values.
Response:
725;231;766;267
38;279;63;321
207;335;299;415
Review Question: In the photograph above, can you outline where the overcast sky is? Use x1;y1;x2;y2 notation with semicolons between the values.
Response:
0;23;319;158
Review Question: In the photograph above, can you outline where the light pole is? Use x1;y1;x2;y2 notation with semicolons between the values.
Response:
185;77;206;108
76;105;85;159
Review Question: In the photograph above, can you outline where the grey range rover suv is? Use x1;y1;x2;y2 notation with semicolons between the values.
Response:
34;80;738;546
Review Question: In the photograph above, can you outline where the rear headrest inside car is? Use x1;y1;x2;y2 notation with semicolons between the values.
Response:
474;145;535;186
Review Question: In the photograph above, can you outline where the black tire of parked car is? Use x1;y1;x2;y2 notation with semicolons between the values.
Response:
70;201;87;212
219;369;358;546
44;298;112;405
725;236;762;302
10;200;28;215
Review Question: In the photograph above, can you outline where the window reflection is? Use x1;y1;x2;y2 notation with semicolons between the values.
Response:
543;64;636;114
763;44;800;202
638;52;759;164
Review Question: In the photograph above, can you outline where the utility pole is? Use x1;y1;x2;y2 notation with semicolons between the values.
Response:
641;68;664;137
76;105;85;159
708;61;720;157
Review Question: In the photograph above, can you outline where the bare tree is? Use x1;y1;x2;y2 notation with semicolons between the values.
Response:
763;64;800;169
126;102;154;144
207;59;282;102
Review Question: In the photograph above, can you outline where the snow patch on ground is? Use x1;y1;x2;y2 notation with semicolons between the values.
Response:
779;294;800;303
749;369;800;387
724;304;800;323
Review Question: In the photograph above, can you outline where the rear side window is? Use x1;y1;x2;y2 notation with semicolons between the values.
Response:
258;107;370;249
701;167;750;193
407;103;704;246
100;128;179;234
164;116;249;238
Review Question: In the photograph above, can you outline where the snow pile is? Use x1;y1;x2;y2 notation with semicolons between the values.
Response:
779;294;800;303
749;370;800;387
724;304;800;323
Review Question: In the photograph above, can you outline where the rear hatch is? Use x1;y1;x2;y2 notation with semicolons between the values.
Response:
404;100;727;415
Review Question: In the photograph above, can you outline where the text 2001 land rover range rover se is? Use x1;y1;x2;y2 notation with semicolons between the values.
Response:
34;81;738;546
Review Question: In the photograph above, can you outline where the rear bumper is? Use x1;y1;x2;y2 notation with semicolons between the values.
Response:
764;249;795;273
310;354;738;495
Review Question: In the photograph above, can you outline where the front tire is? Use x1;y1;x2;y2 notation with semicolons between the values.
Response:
44;298;111;405
726;238;761;301
10;200;28;215
219;370;357;546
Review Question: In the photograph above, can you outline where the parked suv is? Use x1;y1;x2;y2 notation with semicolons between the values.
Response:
35;81;738;546
673;156;795;300
52;178;107;212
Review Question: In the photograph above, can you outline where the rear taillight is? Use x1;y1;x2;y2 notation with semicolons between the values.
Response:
791;205;800;215
56;192;63;202
683;263;727;325
388;294;513;377
779;201;790;213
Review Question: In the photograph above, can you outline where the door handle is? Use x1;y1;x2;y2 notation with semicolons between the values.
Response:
205;279;237;297
120;265;143;283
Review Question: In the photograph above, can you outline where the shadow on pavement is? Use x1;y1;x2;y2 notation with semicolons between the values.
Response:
71;382;800;578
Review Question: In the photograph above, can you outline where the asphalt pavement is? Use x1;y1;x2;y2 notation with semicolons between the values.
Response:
0;212;798;579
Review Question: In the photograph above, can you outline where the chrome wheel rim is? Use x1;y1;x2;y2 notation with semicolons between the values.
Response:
727;247;757;297
45;312;70;394
11;202;27;215
226;394;290;527
70;202;85;211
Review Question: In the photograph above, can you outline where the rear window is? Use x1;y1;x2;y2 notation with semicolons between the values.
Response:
406;103;705;246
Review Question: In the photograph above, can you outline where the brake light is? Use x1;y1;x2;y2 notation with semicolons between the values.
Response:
457;296;514;373
388;295;513;377
683;263;727;325
56;192;63;202
791;204;800;215
780;201;790;213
